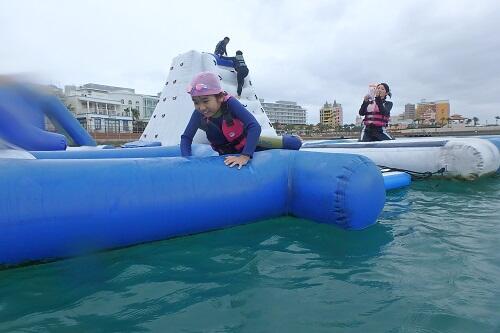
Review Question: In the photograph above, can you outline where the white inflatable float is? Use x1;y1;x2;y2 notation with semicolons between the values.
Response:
302;137;500;180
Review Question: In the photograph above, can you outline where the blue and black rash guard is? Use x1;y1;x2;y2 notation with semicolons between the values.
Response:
180;97;261;157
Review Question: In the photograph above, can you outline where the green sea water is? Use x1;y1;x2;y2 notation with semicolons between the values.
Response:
1;175;499;332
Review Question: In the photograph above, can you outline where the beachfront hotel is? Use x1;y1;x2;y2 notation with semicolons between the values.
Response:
63;83;159;133
260;99;307;125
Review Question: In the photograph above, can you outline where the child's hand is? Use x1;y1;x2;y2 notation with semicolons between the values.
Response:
224;154;251;169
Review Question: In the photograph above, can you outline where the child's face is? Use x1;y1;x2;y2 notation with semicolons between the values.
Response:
192;94;224;117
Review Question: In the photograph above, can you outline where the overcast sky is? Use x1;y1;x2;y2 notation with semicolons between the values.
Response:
1;0;500;124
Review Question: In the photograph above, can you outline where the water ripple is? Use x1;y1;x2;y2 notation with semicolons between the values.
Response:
1;177;500;332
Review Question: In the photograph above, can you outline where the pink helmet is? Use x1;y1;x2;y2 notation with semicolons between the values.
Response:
187;71;223;96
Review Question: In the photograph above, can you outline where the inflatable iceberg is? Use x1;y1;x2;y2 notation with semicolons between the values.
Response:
141;50;277;146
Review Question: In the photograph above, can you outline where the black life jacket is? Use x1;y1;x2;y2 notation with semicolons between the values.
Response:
234;55;247;69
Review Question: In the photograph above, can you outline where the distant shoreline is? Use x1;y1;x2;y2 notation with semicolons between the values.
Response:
301;126;500;140
91;127;500;145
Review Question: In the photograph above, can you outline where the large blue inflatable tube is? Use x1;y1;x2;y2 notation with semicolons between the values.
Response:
42;96;97;147
0;86;45;129
31;144;409;190
0;84;96;149
31;144;216;159
0;102;67;151
0;150;385;266
0;87;67;150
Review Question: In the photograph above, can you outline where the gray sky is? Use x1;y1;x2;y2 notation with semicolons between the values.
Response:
1;0;500;124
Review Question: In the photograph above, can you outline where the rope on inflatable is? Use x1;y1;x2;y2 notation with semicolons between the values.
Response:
379;165;446;180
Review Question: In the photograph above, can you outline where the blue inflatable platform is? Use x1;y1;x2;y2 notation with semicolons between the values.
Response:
0;150;386;267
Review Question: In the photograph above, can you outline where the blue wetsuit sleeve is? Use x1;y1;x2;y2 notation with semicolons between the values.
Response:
180;111;201;156
227;97;261;157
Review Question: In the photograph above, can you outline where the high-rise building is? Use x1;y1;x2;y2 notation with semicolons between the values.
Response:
415;99;450;125
404;103;416;120
260;100;307;125
416;99;436;120
320;100;343;127
435;100;450;125
421;108;437;125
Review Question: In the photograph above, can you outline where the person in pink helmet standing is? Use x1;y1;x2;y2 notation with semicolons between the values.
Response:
181;71;261;169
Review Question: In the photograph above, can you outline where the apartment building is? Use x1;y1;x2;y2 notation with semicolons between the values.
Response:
320;100;343;127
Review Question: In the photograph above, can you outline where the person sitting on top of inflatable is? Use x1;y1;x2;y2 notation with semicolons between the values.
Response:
214;37;230;56
181;71;261;169
359;82;393;142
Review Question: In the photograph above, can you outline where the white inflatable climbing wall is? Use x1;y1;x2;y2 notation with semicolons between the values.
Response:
141;50;277;145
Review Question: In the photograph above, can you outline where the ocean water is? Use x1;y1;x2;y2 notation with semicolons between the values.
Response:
1;175;499;332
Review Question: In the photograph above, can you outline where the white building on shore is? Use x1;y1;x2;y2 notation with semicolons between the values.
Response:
260;99;307;125
63;83;158;133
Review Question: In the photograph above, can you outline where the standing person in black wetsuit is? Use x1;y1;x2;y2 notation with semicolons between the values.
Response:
359;83;393;141
214;37;230;56
221;50;249;99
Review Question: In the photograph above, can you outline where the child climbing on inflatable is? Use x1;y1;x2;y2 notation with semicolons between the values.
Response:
181;71;261;169
181;72;302;169
220;50;249;99
359;82;393;142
